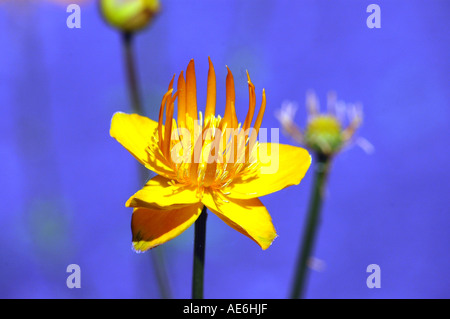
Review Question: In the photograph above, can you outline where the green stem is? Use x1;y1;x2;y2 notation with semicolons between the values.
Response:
122;32;143;115
150;243;172;300
122;32;172;299
290;152;332;299
192;206;208;299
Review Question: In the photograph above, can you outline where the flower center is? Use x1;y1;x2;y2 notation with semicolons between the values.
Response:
161;114;259;198
150;59;266;197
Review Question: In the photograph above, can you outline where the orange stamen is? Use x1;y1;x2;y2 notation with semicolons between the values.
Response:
177;71;186;128
186;59;198;122
164;92;179;158
158;88;173;149
223;66;238;129
243;71;256;132
204;57;216;125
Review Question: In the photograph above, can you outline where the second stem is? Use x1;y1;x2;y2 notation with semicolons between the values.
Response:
122;31;172;299
290;152;332;299
122;32;143;115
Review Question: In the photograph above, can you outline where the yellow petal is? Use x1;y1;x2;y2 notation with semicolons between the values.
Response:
226;143;311;199
110;112;174;178
126;175;199;210
131;203;203;252
202;191;277;250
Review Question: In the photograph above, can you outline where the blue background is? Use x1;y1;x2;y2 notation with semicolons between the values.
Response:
0;0;448;298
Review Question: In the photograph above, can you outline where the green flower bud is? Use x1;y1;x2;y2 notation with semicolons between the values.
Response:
100;0;160;33
304;115;344;155
276;93;367;156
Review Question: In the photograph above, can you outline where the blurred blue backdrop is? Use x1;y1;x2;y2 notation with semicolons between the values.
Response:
0;0;448;298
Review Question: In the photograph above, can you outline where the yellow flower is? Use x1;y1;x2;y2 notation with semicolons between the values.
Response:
110;58;311;251
276;91;373;156
100;0;160;32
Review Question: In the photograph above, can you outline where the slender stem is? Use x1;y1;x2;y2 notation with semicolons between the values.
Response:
290;152;332;299
150;244;172;299
122;32;172;299
122;32;143;115
192;206;208;299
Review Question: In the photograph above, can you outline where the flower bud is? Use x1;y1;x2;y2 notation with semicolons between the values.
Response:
277;92;366;156
100;0;160;33
304;115;344;155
